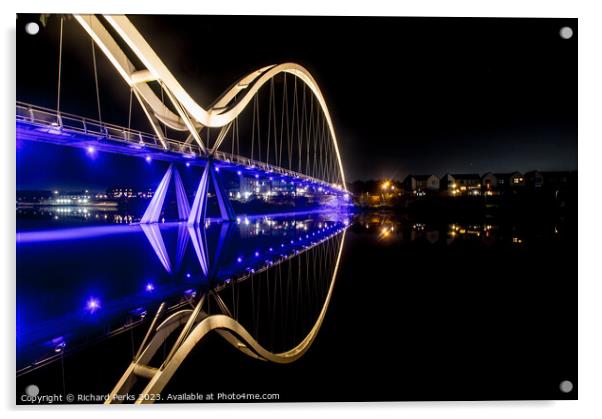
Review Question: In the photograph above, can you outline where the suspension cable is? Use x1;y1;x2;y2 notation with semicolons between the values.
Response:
160;85;167;140
56;17;64;120
231;113;235;155
251;96;256;160
301;84;308;174
256;92;261;162
127;87;133;133
90;39;102;123
291;76;298;171
308;95;314;178
285;76;292;171
279;73;287;168
273;79;279;167
266;78;274;166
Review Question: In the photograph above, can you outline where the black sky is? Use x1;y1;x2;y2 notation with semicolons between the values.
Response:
17;14;577;185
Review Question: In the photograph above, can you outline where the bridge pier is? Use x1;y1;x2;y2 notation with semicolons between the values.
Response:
141;164;190;223
188;159;236;225
141;160;236;225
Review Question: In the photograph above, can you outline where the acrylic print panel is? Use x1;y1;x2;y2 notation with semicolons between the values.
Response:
16;14;577;404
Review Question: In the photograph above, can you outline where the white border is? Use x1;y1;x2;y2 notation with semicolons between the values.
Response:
2;1;601;418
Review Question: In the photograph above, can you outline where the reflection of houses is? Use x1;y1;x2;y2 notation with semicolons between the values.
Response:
403;175;440;196
410;223;439;243
448;223;482;240
440;174;482;196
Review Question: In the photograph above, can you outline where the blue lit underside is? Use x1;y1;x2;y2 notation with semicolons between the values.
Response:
16;121;349;201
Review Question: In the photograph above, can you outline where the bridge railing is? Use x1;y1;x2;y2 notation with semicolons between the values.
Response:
213;150;343;190
16;101;346;193
16;101;201;155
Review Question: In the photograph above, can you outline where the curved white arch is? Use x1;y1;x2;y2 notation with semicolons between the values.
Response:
206;63;347;188
74;15;347;189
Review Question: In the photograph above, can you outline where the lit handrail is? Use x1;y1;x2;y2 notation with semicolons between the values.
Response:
16;101;346;193
16;101;192;154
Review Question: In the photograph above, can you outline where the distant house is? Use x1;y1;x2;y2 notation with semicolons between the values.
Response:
525;171;544;188
481;172;498;196
540;171;571;189
108;186;134;198
508;171;525;186
493;172;525;190
540;171;576;203
403;175;440;196
441;174;482;196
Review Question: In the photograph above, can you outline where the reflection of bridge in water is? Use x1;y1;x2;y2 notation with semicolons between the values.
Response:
113;217;347;403
17;14;352;403
17;215;348;402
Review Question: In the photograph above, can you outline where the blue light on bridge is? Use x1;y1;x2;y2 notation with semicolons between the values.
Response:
50;336;66;353
85;297;101;314
183;289;196;298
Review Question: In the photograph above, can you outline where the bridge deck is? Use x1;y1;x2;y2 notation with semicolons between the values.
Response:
16;102;346;194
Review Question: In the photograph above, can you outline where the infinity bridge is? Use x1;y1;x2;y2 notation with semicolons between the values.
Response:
18;14;348;226
17;14;350;403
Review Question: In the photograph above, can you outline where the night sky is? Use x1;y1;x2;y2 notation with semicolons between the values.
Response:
16;14;577;189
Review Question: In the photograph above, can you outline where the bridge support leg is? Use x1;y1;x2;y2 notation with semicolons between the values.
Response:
141;164;173;223
187;160;236;225
141;164;191;224
187;162;211;225
210;165;236;221
173;168;190;220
